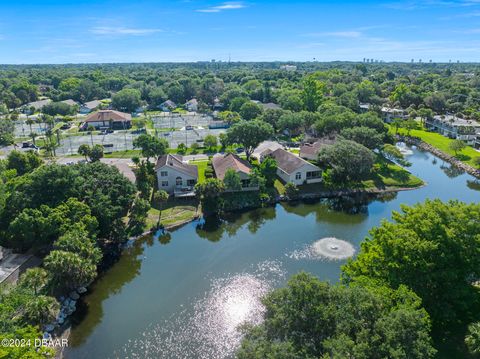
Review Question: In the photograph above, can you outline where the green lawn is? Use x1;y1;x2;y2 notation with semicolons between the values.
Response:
104;149;142;158
393;126;480;168
292;157;423;194
147;198;199;229
190;160;209;183
274;179;286;195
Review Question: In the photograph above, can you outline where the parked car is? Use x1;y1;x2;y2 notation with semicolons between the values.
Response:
235;147;245;153
21;142;38;150
186;125;193;130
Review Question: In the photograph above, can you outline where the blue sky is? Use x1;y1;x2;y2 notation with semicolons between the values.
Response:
0;0;480;64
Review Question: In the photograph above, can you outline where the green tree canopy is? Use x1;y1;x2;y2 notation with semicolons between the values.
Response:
226;120;274;160
239;101;263;121
318;139;375;182
223;168;242;191
237;272;435;359
5;150;42;176
111;88;142;113
340;126;384;149
133;134;168;161
342;200;480;330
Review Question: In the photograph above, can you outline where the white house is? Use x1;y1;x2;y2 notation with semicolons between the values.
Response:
280;65;297;71
426;115;480;145
267;148;322;185
212;153;259;192
79;100;102;114
155;154;198;197
381;107;408;123
185;99;198;112
252;141;284;161
159;100;177;112
22;99;52;114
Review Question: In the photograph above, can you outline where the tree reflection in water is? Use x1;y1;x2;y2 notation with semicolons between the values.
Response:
467;180;480;192
195;207;277;242
440;163;465;178
195;193;398;242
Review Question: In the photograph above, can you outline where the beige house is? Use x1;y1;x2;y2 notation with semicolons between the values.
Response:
212;153;259;192
155;154;198;197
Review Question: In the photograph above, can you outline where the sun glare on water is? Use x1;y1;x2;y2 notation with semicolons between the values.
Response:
117;261;285;359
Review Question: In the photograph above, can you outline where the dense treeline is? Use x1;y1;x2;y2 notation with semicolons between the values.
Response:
0;151;136;358
1;62;480;120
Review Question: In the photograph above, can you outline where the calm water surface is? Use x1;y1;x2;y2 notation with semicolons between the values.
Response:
65;147;480;359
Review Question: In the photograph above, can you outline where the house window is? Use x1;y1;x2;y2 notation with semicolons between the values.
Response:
161;181;168;187
241;179;250;188
160;171;168;177
295;172;302;180
307;171;321;179
176;177;183;186
187;179;196;186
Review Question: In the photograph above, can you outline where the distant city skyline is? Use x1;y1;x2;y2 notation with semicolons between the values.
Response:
1;0;480;64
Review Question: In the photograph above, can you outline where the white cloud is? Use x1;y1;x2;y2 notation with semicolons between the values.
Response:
305;31;363;38
90;26;163;36
384;0;480;10
461;28;480;33
196;2;246;13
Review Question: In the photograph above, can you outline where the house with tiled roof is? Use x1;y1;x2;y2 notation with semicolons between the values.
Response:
81;110;131;130
212;153;259;191
155;154;198;196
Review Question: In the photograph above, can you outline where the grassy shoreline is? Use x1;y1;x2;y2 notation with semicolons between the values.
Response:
392;126;480;168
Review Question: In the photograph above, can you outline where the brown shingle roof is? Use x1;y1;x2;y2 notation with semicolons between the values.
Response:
84;110;131;123
269;148;316;174
212;153;252;180
155;154;198;178
299;138;336;159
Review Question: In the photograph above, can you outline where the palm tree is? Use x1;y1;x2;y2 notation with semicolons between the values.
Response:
23;296;60;327
87;125;95;146
19;268;49;295
391;118;403;135
45;128;57;157
26;117;34;134
78;144;91;161
154;190;169;227
29;132;37;146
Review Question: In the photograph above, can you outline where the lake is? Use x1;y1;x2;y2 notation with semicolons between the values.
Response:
65;146;480;359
